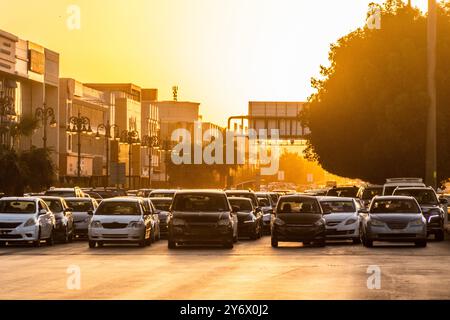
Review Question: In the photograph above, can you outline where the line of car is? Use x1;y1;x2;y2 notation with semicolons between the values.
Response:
0;178;447;249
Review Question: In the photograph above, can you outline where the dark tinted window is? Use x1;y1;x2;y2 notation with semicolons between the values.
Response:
96;201;141;216
173;193;229;212
65;200;94;212
0;200;36;214
45;190;75;198
320;200;355;213
393;189;438;205
151;199;172;211
228;198;253;212
277;198;320;214
361;187;382;200
43;199;64;213
371;199;421;214
226;192;258;206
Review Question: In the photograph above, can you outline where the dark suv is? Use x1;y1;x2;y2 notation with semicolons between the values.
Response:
168;191;238;249
393;187;447;241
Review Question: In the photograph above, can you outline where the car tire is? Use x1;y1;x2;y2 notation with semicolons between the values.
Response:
363;238;373;248
97;241;104;247
224;239;234;249
151;228;156;243
168;238;176;249
88;241;96;248
33;228;41;247
63;227;70;243
415;240;427;248
271;236;278;248
46;230;54;246
435;230;445;241
352;237;361;244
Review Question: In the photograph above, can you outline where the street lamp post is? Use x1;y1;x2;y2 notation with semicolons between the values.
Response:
35;103;57;150
66;112;93;179
95;121;120;186
120;130;140;189
141;135;159;188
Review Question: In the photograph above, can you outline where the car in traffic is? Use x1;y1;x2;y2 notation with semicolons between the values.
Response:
141;198;161;242
392;187;447;241
149;197;172;238
382;178;426;195
44;187;86;198
225;190;260;209
357;185;383;208
149;189;177;199
360;196;427;247
168;190;238;249
318;197;361;244
0;197;55;247
65;197;99;238
271;195;326;247
228;197;263;240
40;196;74;243
88;197;154;248
255;192;275;233
326;186;359;198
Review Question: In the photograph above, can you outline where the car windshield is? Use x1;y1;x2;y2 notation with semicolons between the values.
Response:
45;190;75;197
151;199;172;211
270;194;278;203
96;201;141;216
277;198;320;214
226;193;257;206
43;199;63;213
393;189;438;205
327;187;358;197
320;200;355;213
0;200;36;214
229;199;253;212
65;200;93;212
362;188;382;200
172;194;229;212
371;199;421;214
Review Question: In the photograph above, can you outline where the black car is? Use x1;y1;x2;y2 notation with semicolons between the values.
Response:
40;196;74;243
225;190;260;210
393;187;447;241
228;197;263;240
150;197;172;238
168;191;238;249
271;195;326;247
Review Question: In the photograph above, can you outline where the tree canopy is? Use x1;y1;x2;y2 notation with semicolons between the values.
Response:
303;0;450;185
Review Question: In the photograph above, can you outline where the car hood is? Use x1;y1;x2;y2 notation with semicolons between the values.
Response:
324;212;356;221
370;213;422;222
277;213;322;224
93;215;142;223
173;211;230;222
0;213;35;223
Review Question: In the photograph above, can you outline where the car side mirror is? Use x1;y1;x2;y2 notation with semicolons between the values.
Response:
322;210;332;215
87;210;94;216
439;197;448;205
38;209;47;216
231;205;240;214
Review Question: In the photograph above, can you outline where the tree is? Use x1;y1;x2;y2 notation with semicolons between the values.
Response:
303;0;450;185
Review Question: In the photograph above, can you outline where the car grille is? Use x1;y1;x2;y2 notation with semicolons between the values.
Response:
377;233;417;238
102;223;128;229
102;234;129;239
387;222;408;230
0;222;22;229
326;230;352;236
0;234;22;239
326;221;342;227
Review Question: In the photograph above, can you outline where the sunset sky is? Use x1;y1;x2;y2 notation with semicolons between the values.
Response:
0;0;427;126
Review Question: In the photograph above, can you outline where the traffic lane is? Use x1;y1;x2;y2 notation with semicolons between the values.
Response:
0;238;450;299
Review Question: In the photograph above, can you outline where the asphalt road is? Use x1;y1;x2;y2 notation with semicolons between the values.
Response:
1;236;450;300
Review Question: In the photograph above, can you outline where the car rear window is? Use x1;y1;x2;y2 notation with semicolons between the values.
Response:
66;200;94;212
172;194;229;212
151;199;172;211
229;198;253;212
0;200;36;214
320;200;355;213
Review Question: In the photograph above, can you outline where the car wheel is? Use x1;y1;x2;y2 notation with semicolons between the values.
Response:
46;229;54;246
97;241;104;247
224;239;234;249
352;237;361;244
145;230;152;246
0;241;6;247
314;239;326;247
435;230;445;241
151;228;156;243
168;238;176;249
363;238;373;248
63;227;70;243
271;236;278;248
250;231;258;240
415;240;427;248
88;241;96;248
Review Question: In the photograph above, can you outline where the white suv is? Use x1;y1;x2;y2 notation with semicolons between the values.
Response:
0;197;55;247
382;178;426;196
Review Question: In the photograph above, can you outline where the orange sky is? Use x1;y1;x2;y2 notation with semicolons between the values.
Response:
0;0;427;126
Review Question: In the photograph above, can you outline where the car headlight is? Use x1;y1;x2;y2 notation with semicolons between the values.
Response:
172;218;186;226
218;218;231;226
90;221;102;228
345;218;357;225
409;219;424;226
314;219;325;226
128;221;144;228
23;218;37;227
370;219;385;227
274;218;285;226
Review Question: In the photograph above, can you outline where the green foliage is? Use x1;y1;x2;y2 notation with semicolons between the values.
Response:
304;0;450;184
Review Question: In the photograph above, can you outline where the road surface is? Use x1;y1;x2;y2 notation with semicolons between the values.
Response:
1;237;450;299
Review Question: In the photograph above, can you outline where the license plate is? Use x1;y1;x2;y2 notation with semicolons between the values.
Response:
0;230;10;235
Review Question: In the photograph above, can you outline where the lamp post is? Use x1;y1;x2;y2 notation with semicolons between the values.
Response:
0;91;15;146
141;135;159;188
35;103;57;150
95;121;120;186
66;111;93;179
120;130;140;189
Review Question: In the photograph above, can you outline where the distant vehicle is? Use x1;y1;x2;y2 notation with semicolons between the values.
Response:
84;191;103;203
88;197;154;248
141;198;161;242
382;178;426;196
360;196;427;248
272;190;296;195
225;190;260;209
271;195;326;248
255;192;275;233
137;189;153;197
149;197;172;237
91;188;127;199
268;192;280;206
65;197;99;238
44;187;86;198
40;196;74;243
393;187;447;241
326;186;359;198
149;189;177;199
356;185;383;208
0;197;55;247
304;189;328;196
228;197;263;240
168;190;238;249
318;197;361;244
